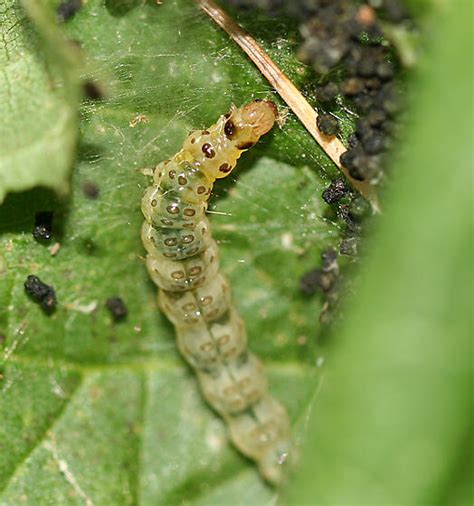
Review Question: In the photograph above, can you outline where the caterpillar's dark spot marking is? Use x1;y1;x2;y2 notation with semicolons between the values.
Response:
182;235;194;244
167;204;179;215
189;266;202;276
236;141;255;150
218;334;230;345
183;302;197;312
164;238;177;246
201;295;213;306
223;348;237;359
164;252;177;258
202;130;210;135
188;246;199;255
106;297;128;322
24;275;57;313
172;271;185;280
201;342;214;352
197;185;206;194
33;212;53;242
161;218;173;226
169;170;176;179
151;199;158;207
202;143;215;158
224;120;236;139
183;222;195;229
191;138;196;144
184;208;196;217
178;176;187;185
235;352;249;368
219;163;231;173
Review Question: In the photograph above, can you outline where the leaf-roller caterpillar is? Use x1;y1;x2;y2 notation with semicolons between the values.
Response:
140;100;291;484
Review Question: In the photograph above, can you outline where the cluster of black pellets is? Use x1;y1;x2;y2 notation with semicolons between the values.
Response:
27;203;129;325
300;249;343;324
300;249;339;296
223;0;410;182
322;175;370;257
297;0;407;182
299;174;370;321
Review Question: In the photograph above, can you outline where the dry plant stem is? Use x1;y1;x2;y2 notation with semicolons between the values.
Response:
196;0;380;212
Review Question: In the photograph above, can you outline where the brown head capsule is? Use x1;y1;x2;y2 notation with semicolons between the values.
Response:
238;99;278;139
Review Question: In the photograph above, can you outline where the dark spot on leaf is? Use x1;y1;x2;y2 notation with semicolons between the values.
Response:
33;212;53;242
83;80;105;101
106;297;128;322
82;181;100;199
24;275;57;313
57;0;82;22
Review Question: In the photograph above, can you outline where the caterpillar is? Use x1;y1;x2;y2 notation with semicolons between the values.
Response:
140;100;291;484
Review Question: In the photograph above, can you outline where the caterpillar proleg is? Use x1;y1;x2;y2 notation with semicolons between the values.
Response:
141;100;291;484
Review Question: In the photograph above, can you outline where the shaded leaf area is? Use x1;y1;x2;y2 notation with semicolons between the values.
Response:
284;3;473;505
0;0;346;503
0;0;80;202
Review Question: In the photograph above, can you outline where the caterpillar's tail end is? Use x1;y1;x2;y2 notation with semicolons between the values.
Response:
240;99;278;139
259;440;292;485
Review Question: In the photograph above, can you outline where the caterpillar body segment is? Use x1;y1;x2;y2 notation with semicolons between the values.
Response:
140;100;291;483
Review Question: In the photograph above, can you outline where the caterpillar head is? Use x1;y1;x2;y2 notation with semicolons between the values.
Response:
231;99;278;140
182;100;277;181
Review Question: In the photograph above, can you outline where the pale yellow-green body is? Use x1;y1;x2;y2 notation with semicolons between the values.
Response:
140;100;291;483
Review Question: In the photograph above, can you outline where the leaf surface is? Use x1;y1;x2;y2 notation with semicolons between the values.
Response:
0;1;340;503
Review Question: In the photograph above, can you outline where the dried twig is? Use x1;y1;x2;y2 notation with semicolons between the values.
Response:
195;0;380;212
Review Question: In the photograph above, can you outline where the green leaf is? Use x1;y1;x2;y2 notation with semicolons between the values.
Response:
0;0;81;203
284;3;473;505
2;0;469;504
0;1;340;503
